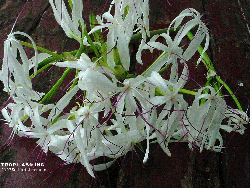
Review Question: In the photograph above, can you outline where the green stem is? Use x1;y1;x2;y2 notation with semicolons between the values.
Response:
68;0;73;10
30;63;52;79
179;88;197;96
142;51;167;76
19;40;63;59
75;41;85;59
158;64;170;74
39;68;72;103
201;76;214;105
216;76;242;111
83;26;100;57
186;31;242;110
37;56;59;68
69;40;85;91
186;31;215;72
156;87;196;96
69;70;79;91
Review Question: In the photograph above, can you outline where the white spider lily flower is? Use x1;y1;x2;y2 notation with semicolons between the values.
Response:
1;89;48;141
75;126;95;177
74;118;116;175
2;48;49;101
5;79;44;102
71;107;116;172
2;98;65;153
2;32;38;94
136;81;157;162
148;70;189;156
29;119;69;153
221;108;249;134
156;110;185;156
89;0;149;70
149;61;188;97
104;116;146;159
49;0;84;42
186;86;227;152
90;12;130;69
48;120;82;164
137;8;209;76
53;53;119;92
53;52;119;84
63;117;106;169
155;98;188;156
114;76;154;162
113;0;150;39
115;75;152;123
168;8;210;65
148;65;188;111
136;33;184;76
90;0;149;70
75;105;103;149
1;99;54;141
73;105;104;177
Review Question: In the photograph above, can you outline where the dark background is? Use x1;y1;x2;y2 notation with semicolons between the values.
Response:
0;0;250;187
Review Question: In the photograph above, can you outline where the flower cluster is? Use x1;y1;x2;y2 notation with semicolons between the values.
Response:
0;0;249;177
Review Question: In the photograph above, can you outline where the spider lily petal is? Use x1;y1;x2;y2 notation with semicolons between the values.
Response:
2;32;38;96
186;86;227;152
168;8;209;65
221;108;249;134
48;86;79;121
49;0;84;42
